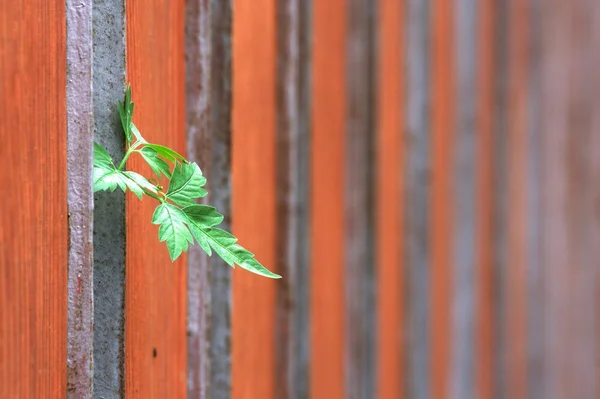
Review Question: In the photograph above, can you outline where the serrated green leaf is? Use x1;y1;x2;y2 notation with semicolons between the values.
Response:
144;143;186;162
122;171;158;194
166;162;207;206
182;207;281;278
152;203;194;261
131;123;147;143
140;147;171;178
94;143;114;168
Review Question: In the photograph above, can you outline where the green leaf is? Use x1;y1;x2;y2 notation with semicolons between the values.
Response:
122;171;158;194
131;123;147;143
94;142;114;168
182;206;281;279
166;162;207;206
152;203;194;261
139;147;171;178
118;86;134;144
144;143;186;162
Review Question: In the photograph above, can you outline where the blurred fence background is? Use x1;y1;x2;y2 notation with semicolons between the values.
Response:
1;0;600;398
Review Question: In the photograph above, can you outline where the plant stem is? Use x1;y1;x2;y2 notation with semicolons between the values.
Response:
118;141;143;170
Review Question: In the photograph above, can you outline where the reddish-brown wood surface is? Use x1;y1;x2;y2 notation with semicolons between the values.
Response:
125;1;187;397
430;0;454;397
0;2;67;398
506;0;529;397
311;1;346;398
476;0;495;397
377;0;404;397
231;1;278;398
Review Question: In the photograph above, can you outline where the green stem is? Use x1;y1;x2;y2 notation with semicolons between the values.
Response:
118;141;143;170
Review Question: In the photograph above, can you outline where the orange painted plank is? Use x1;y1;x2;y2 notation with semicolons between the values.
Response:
311;1;346;398
506;0;529;397
377;0;404;397
231;0;278;398
430;0;455;397
476;0;495;398
125;1;187;397
0;2;67;398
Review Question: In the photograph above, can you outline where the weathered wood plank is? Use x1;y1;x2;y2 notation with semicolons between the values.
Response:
475;0;495;397
274;0;311;397
345;0;377;398
430;0;455;396
405;0;431;396
0;2;67;397
451;0;476;397
66;0;94;397
185;0;233;397
376;0;404;397
506;1;530;398
311;1;347;398
231;0;278;397
91;0;127;396
125;1;188;397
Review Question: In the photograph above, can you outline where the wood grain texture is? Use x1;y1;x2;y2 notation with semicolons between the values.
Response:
345;0;376;398
430;0;454;396
311;1;346;398
231;0;278;398
125;1;187;397
376;0;404;397
405;0;430;396
506;0;529;397
475;0;495;397
185;0;233;396
451;0;477;396
0;1;67;397
275;0;311;397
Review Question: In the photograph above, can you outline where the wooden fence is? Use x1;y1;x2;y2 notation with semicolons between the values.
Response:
1;0;600;398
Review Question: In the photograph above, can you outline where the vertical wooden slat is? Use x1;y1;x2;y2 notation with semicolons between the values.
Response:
275;0;311;397
492;0;509;396
346;0;377;398
506;0;529;397
376;0;404;397
451;0;476;397
91;0;127;395
231;0;278;397
430;0;454;396
311;1;346;398
66;0;94;397
475;0;495;397
125;1;187;397
0;2;67;397
185;0;233;396
405;0;430;396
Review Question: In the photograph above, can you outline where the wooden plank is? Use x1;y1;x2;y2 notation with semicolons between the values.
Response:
274;0;311;398
0;2;67;397
231;0;278;397
346;0;376;398
451;0;476;397
125;1;187;397
506;0;529;397
430;0;454;396
91;0;127;395
405;0;431;396
66;0;94;397
311;1;346;398
185;0;233;396
475;0;495;397
539;1;600;397
376;0;404;397
491;1;509;396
